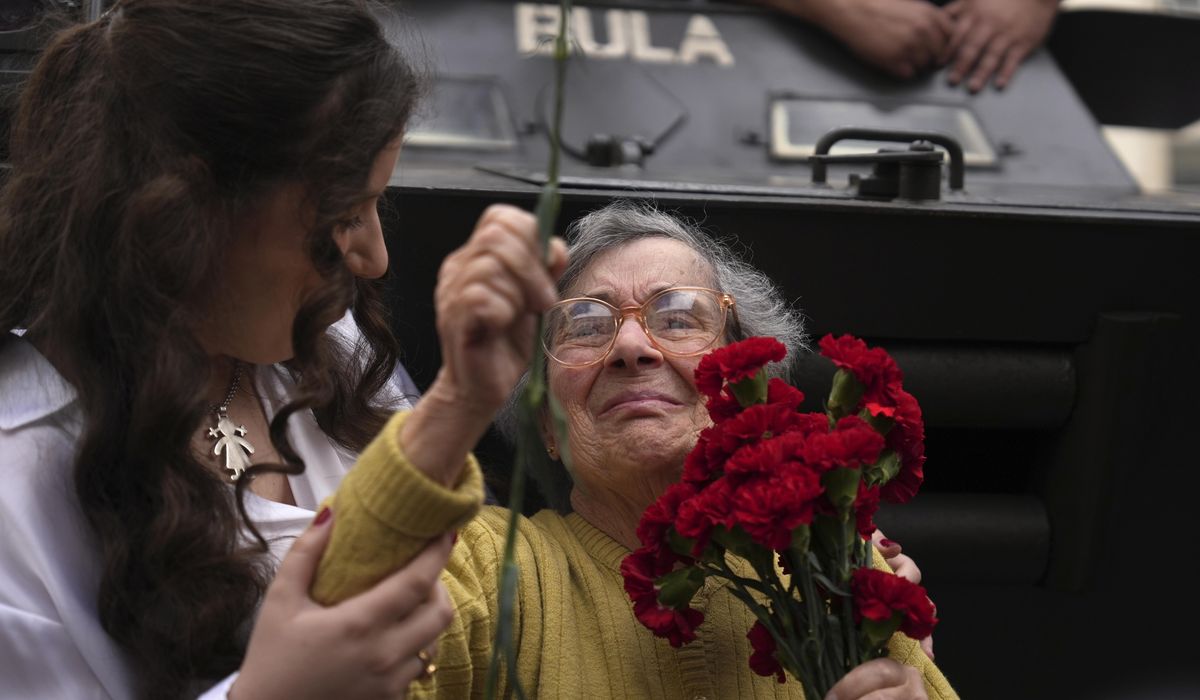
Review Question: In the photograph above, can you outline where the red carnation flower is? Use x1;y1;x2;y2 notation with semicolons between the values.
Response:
675;477;738;554
705;391;744;422
864;402;897;419
818;334;903;401
622;549;706;647
798;416;885;475
766;378;806;410
713;402;804;457
695;337;787;399
850;568;938;641
880;389;925;504
854;481;881;538
637;482;699;548
682;426;724;485
730;467;822;550
747;620;786;683
724;437;789;478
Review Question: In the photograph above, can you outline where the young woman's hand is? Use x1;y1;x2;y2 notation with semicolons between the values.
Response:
871;531;935;660
230;510;453;700
871;530;921;585
824;658;928;700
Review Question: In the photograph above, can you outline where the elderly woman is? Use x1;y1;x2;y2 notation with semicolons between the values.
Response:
308;201;954;699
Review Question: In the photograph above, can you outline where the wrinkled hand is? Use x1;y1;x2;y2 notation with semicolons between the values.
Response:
231;511;455;700
819;0;955;79
430;204;567;415
400;205;568;483
942;0;1059;91
871;530;935;660
824;657;928;700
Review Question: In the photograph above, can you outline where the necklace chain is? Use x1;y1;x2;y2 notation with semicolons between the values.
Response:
209;362;242;414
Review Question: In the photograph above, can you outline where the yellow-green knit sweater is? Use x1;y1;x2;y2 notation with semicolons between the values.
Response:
312;412;957;699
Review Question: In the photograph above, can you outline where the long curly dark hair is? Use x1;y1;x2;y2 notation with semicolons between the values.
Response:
0;1;421;696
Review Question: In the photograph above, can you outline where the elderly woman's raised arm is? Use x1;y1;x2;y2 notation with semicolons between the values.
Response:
310;204;565;603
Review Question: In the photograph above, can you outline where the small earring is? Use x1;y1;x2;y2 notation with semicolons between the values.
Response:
546;445;559;460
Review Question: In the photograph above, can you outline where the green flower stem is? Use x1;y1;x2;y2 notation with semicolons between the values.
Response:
483;3;571;699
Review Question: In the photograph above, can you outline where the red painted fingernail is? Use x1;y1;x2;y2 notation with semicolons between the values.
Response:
880;538;897;548
313;506;332;526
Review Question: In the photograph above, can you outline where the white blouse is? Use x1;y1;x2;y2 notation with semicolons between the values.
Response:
0;321;417;699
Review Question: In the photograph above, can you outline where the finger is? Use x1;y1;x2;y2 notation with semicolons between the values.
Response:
272;506;335;603
888;554;921;584
440;254;529;324
381;581;454;660
472;205;543;270
920;634;935;661
341;532;453;621
942;0;963;18
853;666;927;700
871;530;900;552
994;43;1029;89
932;7;956;43
949;24;993;86
387;655;427;696
824;658;909;700
458;224;559;310
871;530;901;556
902;20;937;71
546;236;568;281
441;282;527;357
916;9;952;60
940;13;973;67
475;204;538;246
968;41;1010;93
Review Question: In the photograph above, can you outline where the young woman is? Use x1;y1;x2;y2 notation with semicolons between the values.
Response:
0;1;464;697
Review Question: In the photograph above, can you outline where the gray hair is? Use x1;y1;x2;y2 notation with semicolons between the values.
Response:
497;200;808;510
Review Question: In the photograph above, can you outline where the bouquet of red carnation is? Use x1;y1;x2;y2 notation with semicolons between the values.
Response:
621;335;936;698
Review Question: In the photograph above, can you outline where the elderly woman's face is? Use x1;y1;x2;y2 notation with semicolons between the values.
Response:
548;237;716;493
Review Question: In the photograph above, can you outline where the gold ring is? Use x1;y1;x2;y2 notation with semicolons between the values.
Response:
417;650;437;679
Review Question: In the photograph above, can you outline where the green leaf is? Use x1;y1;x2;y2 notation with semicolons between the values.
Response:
667;529;699;557
712;525;760;560
789;524;811;555
827;369;864;420
730;369;769;407
865;449;900;487
812;570;850;597
859;406;895;436
655;566;707;607
822;467;861;511
860;613;902;651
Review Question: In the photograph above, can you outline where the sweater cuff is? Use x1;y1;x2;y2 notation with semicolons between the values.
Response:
344;410;485;537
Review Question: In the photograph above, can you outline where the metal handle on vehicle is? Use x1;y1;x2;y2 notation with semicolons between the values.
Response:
810;127;965;190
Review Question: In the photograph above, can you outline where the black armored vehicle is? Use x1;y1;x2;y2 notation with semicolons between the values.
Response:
4;2;1198;697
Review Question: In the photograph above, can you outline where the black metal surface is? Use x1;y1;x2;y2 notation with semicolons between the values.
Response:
1049;9;1200;130
792;344;1076;431
874;494;1050;585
